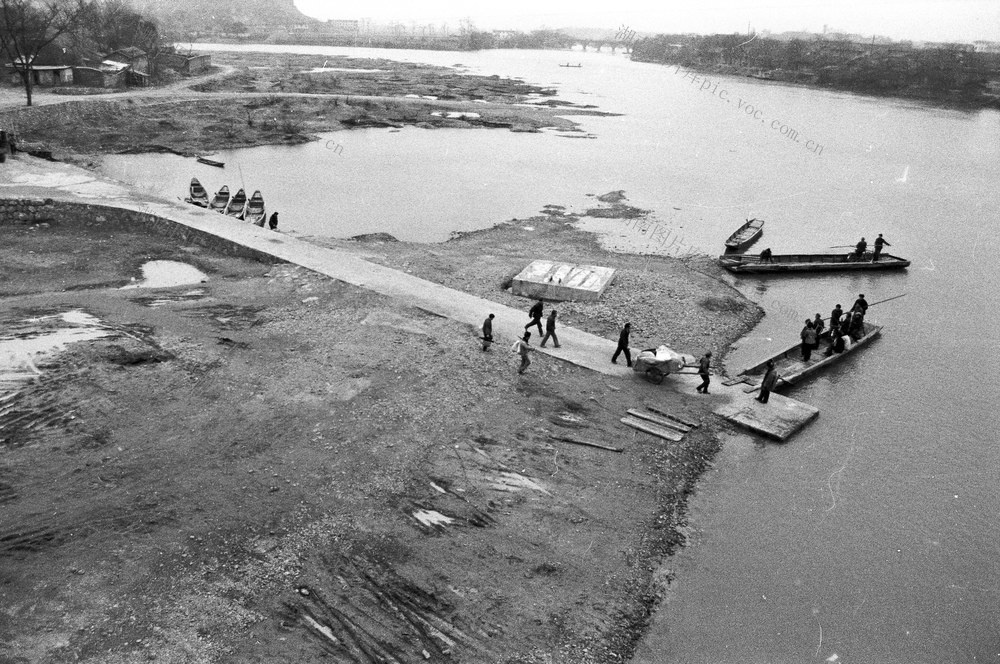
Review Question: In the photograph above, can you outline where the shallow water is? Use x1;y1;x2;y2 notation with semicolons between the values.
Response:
119;260;208;290
0;311;112;392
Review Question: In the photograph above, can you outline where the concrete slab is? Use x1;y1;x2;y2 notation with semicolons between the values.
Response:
511;260;615;302
714;393;819;441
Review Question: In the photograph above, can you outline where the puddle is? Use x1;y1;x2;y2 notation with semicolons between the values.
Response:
0;311;114;393
429;111;481;119
120;260;207;290
303;67;386;73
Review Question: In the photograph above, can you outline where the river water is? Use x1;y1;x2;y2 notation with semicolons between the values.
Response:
103;45;1000;662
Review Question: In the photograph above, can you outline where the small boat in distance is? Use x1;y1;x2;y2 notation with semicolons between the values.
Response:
225;187;247;218
197;156;225;168
209;185;230;212
724;218;765;251
244;190;266;226
718;252;910;273
735;322;882;391
559;63;582;68
186;178;209;207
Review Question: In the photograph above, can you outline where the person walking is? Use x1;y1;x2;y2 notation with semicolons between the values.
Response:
830;304;843;331
268;211;279;230
524;300;544;336
872;233;890;261
755;360;779;403
695;351;712;394
513;332;532;374
481;313;495;351
801;319;817;361
611;322;632;367
540;310;561;348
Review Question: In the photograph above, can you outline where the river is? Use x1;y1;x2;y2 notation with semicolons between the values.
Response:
103;44;1000;662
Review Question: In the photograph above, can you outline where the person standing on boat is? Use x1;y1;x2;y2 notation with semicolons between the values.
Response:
872;234;890;261
853;237;868;260
540;310;561;348
525;300;544;336
830;304;843;331
759;247;773;263
853;294;869;315
755;360;779;403
268;211;279;230
839;309;853;337
482;313;495;351
849;309;866;341
695;351;712;394
801;320;818;361
612;322;632;367
812;314;825;343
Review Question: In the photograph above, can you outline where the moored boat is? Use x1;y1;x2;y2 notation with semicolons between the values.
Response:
209;185;229;212
724;218;764;251
718;252;910;273
737;321;881;390
244;190;266;226
197;156;225;168
185;178;209;207
225;188;247;218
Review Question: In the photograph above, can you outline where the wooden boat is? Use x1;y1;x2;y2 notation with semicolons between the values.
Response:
718;252;910;273
244;190;266;226
224;187;247;218
197;156;225;168
724;218;764;251
736;322;882;390
209;185;229;212
559;63;582;68
185;178;209;207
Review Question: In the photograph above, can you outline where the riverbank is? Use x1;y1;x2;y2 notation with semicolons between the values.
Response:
0;176;760;662
0;51;611;167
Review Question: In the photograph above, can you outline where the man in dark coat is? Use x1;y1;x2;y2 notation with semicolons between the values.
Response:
853;237;867;260
830;304;843;330
524;300;544;336
755;360;779;403
611;322;632;367
540;310;561;348
268;211;279;230
853;294;868;314
872;234;890;261
695;351;712;394
482;313;495;351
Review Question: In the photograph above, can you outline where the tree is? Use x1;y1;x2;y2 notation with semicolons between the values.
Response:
0;0;89;105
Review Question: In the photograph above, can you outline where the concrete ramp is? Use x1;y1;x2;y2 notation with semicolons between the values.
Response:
714;394;819;441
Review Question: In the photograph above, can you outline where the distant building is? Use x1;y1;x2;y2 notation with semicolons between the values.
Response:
6;53;73;86
105;47;148;75
973;41;1000;54
72;60;129;87
157;52;211;74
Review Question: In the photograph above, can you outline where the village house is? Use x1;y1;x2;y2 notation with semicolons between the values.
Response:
156;52;211;75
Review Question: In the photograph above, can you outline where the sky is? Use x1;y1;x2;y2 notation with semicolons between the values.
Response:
293;0;1000;43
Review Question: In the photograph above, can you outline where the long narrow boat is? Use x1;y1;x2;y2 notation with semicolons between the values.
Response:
736;321;882;390
724;218;764;251
197;156;225;168
718;252;910;273
185;178;209;207
224;188;247;218
209;185;229;213
244;190;266;226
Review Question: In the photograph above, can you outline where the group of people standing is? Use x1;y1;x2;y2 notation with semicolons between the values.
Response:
851;234;891;261
800;293;870;362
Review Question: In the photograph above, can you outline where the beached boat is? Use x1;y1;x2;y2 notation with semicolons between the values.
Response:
224;188;247;218
209;185;230;213
724;218;764;251
185;178;209;207
718;253;910;273
244;190;266;226
736;321;882;390
197;156;225;168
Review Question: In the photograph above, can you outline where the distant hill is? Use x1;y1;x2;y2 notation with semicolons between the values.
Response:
135;0;317;32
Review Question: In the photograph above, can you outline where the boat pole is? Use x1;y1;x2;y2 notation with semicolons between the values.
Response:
867;293;908;307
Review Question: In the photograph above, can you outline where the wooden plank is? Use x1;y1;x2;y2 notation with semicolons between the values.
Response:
550;435;623;453
645;405;698;429
626;409;688;433
620;416;684;442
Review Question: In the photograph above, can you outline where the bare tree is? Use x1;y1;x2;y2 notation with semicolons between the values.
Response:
0;0;89;106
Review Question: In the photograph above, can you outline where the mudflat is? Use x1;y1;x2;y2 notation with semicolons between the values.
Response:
0;205;756;662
